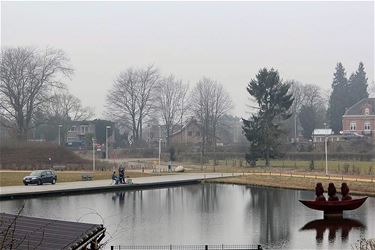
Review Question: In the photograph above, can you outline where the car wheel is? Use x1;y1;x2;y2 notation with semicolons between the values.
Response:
52;179;56;184
38;180;43;185
24;183;28;186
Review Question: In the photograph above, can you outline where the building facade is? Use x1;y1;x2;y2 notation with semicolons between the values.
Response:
65;120;115;148
342;98;375;141
169;119;202;145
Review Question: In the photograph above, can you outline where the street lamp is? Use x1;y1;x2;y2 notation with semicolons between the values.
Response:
106;126;111;160
159;138;162;170
92;138;96;171
58;125;63;146
159;125;162;170
325;136;328;175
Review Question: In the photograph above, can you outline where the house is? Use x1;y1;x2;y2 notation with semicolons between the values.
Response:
312;129;341;143
65;120;115;148
342;98;375;141
66;121;96;144
169;119;202;145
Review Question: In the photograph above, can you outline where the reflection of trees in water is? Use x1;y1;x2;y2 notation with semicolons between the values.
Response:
182;183;220;213
248;187;293;245
200;184;219;213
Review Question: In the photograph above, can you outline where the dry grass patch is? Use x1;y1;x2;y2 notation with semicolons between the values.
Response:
208;175;375;197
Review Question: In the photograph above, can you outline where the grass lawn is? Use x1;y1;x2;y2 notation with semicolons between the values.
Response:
208;175;375;197
184;159;375;176
0;171;150;187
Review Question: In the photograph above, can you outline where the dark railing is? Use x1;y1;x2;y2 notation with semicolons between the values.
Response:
110;245;262;250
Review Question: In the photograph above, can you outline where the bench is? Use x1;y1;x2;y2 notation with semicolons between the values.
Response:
81;173;94;181
53;165;66;171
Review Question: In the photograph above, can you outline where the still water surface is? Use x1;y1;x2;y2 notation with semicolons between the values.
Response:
0;184;374;249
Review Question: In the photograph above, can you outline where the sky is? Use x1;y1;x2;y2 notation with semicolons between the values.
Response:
1;1;374;119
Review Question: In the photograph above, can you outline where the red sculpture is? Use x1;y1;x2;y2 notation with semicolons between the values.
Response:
300;182;367;219
327;183;339;201
315;183;326;201
341;183;352;201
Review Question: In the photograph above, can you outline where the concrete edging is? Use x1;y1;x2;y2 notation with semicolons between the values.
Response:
0;179;202;200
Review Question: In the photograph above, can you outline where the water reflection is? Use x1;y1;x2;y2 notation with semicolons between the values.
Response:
0;184;373;248
300;218;365;243
247;186;293;247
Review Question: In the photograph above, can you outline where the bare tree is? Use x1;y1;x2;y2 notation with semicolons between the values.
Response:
286;80;304;142
37;90;94;142
302;84;326;108
0;47;73;140
155;75;189;146
191;77;232;163
46;90;93;121
106;65;159;144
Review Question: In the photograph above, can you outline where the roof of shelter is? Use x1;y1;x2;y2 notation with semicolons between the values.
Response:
0;213;105;250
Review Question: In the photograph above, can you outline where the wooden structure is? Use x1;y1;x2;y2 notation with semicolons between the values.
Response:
0;213;105;249
299;197;368;218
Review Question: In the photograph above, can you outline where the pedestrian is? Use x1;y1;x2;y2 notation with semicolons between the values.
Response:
119;166;125;184
112;171;119;185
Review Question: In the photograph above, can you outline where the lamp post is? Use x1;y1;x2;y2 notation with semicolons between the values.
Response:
325;136;328;175
159;138;162;170
158;125;162;170
58;125;63;146
106;126;111;160
92;138;96;172
323;123;328;176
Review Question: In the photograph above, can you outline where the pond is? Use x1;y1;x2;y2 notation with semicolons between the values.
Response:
1;184;374;249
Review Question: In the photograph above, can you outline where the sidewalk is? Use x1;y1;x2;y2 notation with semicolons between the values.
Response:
0;173;240;200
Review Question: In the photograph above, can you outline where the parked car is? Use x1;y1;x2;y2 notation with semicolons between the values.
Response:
342;132;365;141
23;170;57;185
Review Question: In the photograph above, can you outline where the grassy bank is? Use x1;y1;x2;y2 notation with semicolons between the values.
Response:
208;175;375;197
0;171;150;186
184;159;375;176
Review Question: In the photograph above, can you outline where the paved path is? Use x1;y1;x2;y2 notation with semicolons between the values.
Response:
0;173;239;200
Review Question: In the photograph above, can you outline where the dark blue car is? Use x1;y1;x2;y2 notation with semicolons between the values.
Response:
23;170;57;185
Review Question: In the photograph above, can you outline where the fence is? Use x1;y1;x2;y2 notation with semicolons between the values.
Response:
110;245;262;250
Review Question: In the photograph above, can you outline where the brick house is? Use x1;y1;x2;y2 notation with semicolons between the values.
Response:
342;98;375;141
169;119;202;145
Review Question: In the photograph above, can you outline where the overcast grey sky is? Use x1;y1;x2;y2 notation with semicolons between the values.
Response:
1;1;374;118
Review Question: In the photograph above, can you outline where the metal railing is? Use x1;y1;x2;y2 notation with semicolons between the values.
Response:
110;245;262;250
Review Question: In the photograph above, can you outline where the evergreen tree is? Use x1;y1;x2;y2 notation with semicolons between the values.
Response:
242;68;293;167
348;62;368;106
328;63;348;134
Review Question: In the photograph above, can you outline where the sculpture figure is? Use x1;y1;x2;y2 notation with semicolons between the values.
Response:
341;183;352;201
315;182;326;201
328;183;339;201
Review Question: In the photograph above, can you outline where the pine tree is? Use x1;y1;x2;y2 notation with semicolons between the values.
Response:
348;62;368;106
328;63;348;134
242;68;293;167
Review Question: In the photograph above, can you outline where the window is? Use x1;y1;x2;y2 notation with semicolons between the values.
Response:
350;122;356;131
364;122;371;131
364;108;370;115
188;131;192;136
